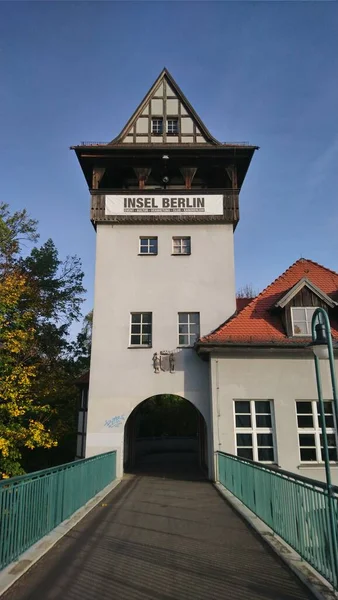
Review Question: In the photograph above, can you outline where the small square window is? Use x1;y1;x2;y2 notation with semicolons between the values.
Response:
178;312;200;346
130;313;152;346
291;307;317;336
139;237;158;255
152;118;163;135
167;119;179;134
172;237;191;255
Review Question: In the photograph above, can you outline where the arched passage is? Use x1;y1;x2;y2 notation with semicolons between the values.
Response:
124;395;208;478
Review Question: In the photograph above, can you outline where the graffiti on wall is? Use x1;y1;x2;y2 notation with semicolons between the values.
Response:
104;415;126;429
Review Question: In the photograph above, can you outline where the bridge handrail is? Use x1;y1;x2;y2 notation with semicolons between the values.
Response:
217;451;338;590
0;451;116;570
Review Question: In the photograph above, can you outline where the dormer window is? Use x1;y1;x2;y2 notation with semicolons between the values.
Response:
291;307;316;336
152;118;163;134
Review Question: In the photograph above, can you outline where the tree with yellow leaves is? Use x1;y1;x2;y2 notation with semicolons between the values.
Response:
0;204;85;478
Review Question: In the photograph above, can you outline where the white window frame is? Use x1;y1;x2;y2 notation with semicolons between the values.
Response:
234;400;276;463
167;118;179;134
291;306;316;336
129;312;152;347
296;400;338;463
139;237;158;255
151;118;163;135
172;236;191;255
178;312;200;347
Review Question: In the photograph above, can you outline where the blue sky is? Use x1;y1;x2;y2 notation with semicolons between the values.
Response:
1;1;338;334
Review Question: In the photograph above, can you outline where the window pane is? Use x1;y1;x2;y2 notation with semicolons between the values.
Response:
179;334;189;345
179;324;188;334
131;324;141;334
237;433;252;447
235;401;250;414
142;313;152;324
143;324;151;334
296;402;312;414
142;334;151;345
325;415;335;428
237;448;253;460
320;434;337;447
190;323;200;334
323;402;333;414
255;401;271;414
258;448;274;461
293;308;306;320
131;334;141;345
293;321;308;335
299;433;315;447
300;448;317;461
256;415;272;427
236;415;251;428
297;415;314;428
318;415;334;428
190;313;200;324
131;314;141;324
190;333;199;344
149;241;157;253
179;313;188;323
305;307;316;320
257;433;273;446
326;448;338;461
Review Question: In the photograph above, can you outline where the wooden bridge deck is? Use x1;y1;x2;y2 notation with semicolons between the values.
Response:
2;454;313;600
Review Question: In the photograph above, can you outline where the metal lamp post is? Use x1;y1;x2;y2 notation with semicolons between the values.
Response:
311;307;338;586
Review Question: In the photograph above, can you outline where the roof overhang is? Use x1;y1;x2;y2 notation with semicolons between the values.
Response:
71;144;258;190
195;339;338;356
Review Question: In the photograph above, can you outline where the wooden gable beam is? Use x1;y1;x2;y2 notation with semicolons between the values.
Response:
180;167;197;189
133;167;152;189
225;165;238;189
92;167;106;189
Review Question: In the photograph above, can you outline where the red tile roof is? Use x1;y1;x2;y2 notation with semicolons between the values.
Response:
200;259;338;345
236;297;254;312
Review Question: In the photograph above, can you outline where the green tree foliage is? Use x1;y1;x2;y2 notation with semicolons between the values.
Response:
0;203;87;477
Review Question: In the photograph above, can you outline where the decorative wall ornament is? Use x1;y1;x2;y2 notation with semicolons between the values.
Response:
153;352;161;373
152;350;176;373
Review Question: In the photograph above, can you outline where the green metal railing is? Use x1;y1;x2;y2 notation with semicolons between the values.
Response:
0;451;116;570
217;452;338;589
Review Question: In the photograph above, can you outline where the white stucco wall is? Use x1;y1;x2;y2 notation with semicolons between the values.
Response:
86;222;236;476
211;352;338;484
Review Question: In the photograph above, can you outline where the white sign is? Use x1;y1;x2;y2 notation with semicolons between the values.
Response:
105;194;223;216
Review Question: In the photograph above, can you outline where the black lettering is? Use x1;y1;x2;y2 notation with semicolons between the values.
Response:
163;198;170;207
171;198;178;208
197;198;204;208
128;198;136;208
136;198;143;208
178;198;185;208
144;198;151;208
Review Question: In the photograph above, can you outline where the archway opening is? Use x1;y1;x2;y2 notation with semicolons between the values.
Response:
124;394;208;478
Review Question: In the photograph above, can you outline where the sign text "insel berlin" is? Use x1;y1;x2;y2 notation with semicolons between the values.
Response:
105;194;224;216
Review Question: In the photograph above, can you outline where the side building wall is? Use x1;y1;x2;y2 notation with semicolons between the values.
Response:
210;352;338;484
86;222;237;477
